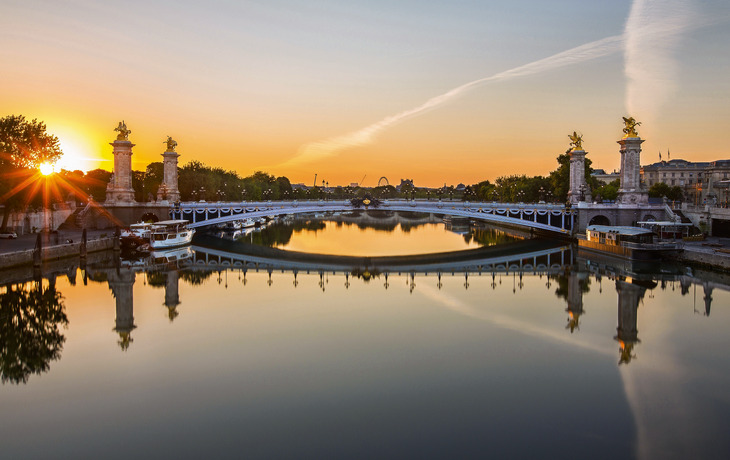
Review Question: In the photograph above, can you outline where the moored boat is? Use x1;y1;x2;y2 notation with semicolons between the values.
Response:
149;220;195;249
578;225;683;260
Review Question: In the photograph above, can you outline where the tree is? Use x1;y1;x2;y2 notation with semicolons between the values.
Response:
594;179;620;202
0;115;63;229
548;152;597;203
648;182;683;201
0;279;68;384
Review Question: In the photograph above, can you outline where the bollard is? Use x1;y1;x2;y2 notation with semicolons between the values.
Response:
113;226;121;252
80;228;88;260
33;233;42;268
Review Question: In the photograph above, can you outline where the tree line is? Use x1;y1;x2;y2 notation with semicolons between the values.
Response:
1;114;689;231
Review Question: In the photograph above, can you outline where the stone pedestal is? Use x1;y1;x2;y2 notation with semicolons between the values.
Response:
617;137;648;205
567;149;592;204
105;140;137;204
158;149;180;202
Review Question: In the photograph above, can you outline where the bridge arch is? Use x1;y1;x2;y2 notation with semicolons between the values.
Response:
171;201;576;236
377;177;390;187
588;215;611;226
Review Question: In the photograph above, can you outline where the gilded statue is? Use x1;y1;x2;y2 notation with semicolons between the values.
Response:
164;136;178;151
622;116;641;138
568;131;583;151
114;121;131;140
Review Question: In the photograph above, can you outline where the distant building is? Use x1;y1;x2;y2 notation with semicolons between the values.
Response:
397;179;414;192
641;159;730;203
591;169;619;185
291;183;308;191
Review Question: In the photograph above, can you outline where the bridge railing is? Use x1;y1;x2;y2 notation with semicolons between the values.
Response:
170;200;575;234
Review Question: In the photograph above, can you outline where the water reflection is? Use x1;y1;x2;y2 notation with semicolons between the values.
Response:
2;242;726;367
227;211;519;255
0;277;67;384
2;229;730;458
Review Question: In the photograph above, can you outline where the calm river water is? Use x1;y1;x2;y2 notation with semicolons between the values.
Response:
1;215;730;459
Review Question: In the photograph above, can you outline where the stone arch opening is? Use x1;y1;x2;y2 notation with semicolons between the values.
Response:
140;212;160;223
642;214;657;222
588;215;611;226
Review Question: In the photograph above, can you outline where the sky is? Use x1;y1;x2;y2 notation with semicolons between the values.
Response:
1;0;729;187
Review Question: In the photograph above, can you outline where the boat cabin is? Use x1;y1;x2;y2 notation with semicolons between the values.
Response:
150;220;192;243
586;225;655;246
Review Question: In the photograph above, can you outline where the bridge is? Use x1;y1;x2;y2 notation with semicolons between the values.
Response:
169;200;577;235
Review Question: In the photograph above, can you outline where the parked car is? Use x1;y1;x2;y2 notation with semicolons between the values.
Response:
0;231;18;239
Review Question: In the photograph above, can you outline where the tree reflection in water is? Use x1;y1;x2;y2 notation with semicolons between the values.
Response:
0;277;68;384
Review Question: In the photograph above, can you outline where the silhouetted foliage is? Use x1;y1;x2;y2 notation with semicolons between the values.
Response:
179;269;215;286
648;182;683;201
0;115;64;228
0;279;68;384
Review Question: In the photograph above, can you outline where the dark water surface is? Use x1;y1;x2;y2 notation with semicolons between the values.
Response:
1;219;729;459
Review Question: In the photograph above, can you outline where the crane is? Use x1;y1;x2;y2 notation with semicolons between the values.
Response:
359;174;366;187
313;173;317;187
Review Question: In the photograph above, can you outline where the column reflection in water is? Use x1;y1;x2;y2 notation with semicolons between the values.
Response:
165;270;181;321
614;278;650;365
108;268;137;351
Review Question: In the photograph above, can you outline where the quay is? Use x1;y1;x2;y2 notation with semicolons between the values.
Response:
0;229;115;270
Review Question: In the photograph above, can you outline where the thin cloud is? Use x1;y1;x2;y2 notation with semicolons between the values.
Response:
624;0;697;122
284;35;624;166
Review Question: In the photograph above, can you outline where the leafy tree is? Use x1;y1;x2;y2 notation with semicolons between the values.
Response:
548;152;597;203
648;182;684;201
595;179;620;202
0;115;63;229
0;279;68;384
84;168;112;202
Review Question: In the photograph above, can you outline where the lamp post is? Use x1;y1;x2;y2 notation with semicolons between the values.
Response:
517;190;525;203
538;186;545;203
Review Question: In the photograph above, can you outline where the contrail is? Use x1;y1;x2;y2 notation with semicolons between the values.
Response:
624;0;696;122
285;34;624;166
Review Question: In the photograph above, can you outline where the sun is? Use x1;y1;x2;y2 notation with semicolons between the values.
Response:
39;162;55;176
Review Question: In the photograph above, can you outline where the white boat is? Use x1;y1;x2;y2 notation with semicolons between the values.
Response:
149;220;195;249
120;222;153;251
149;246;193;265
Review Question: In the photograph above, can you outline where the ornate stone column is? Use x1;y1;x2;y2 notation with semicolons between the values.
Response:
105;121;137;204
617;117;648;205
158;136;181;203
566;132;591;204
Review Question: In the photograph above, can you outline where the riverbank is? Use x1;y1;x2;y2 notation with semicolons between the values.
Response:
0;229;115;269
669;237;730;272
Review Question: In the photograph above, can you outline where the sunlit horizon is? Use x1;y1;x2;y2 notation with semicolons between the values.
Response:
3;1;729;187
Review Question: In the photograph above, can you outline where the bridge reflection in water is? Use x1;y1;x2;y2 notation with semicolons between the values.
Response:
1;241;727;386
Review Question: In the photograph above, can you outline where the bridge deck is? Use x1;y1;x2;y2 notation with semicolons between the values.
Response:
170;200;576;235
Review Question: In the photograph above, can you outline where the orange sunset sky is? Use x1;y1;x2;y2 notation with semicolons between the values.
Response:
2;0;729;187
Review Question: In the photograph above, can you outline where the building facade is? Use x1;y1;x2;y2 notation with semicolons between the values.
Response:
641;159;730;204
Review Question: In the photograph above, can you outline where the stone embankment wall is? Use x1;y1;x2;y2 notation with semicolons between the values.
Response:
0;237;114;269
670;249;730;273
3;205;75;234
